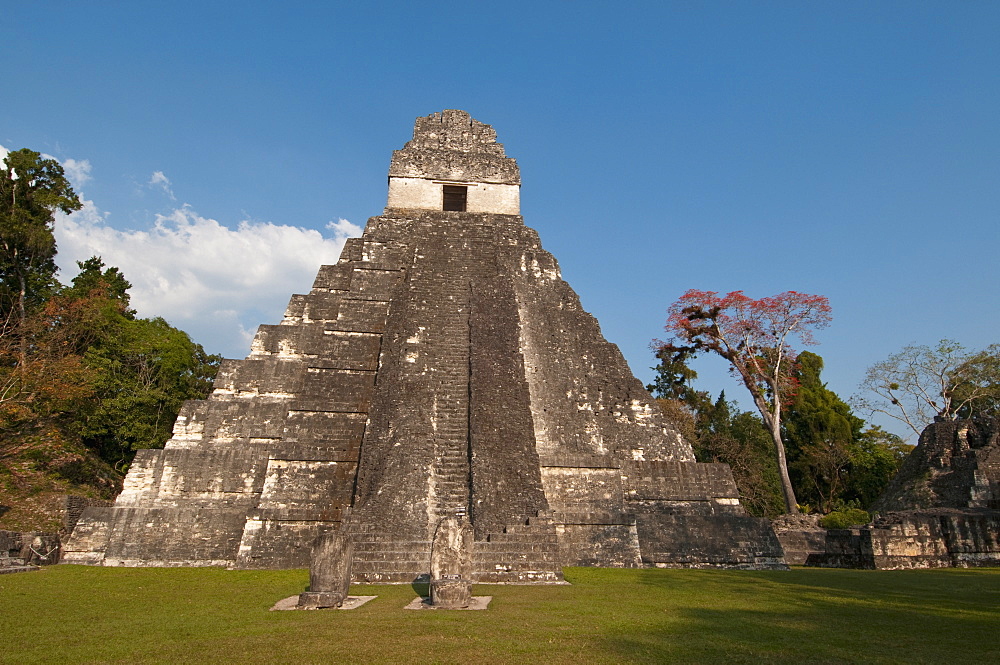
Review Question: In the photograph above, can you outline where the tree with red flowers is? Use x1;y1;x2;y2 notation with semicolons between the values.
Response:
655;290;832;514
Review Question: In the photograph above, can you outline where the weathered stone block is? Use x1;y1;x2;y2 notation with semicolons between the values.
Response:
298;531;353;609
429;578;472;608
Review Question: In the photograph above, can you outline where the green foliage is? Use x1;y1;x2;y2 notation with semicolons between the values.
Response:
652;387;785;518
64;256;134;315
784;353;910;512
0;148;81;322
951;344;1000;419
785;352;864;512
784;352;865;451
0;151;221;518
79;312;221;468
0;254;220;520
847;426;912;508
650;345;789;517
695;395;786;517
652;349;909;515
647;346;711;413
39;257;223;469
819;508;871;529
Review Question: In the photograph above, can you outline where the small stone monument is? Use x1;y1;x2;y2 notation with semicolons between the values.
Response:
429;516;474;609
297;530;354;609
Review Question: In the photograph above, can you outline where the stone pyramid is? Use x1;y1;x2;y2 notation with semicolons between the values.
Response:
64;111;784;580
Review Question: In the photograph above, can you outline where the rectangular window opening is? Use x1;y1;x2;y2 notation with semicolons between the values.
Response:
442;185;468;212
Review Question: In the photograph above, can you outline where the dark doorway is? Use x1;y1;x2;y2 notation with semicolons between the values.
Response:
443;185;468;211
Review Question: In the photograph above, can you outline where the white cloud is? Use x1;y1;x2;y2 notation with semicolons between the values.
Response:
54;204;362;359
148;171;176;199
62;158;92;187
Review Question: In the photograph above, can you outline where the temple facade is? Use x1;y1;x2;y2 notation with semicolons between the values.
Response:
64;110;784;580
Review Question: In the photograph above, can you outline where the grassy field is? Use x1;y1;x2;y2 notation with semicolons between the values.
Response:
2;565;997;664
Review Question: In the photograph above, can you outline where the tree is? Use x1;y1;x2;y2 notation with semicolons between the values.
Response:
656;290;832;513
1;253;221;475
649;352;786;517
846;426;910;509
950;344;1000;419
0;290;98;435
853;340;1000;438
0;149;82;336
783;352;865;512
64;258;221;469
648;345;711;413
696;393;785;517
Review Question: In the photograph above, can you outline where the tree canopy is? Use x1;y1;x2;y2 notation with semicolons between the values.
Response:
784;351;909;512
655;289;832;514
853;339;1000;438
1;150;220;526
1;149;82;326
650;348;911;515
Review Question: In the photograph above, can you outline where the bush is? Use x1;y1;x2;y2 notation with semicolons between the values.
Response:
820;508;870;529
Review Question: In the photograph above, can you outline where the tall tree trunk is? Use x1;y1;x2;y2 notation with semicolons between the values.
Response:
17;270;27;369
768;418;799;514
745;377;800;514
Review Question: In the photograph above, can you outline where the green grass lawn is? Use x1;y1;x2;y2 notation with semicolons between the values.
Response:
2;565;997;664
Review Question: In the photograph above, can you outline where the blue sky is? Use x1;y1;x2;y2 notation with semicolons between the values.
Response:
3;2;998;440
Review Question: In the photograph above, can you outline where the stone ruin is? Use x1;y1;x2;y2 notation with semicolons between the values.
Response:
1;530;60;573
429;516;475;608
297;530;353;609
809;417;1000;569
1;496;110;574
63;110;785;580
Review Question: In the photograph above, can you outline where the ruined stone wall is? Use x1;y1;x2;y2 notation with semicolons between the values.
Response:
388;110;520;185
805;418;1000;570
809;509;1000;569
770;513;826;566
1;530;61;567
875;417;1000;512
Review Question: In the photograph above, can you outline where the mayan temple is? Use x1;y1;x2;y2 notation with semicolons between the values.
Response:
64;110;784;580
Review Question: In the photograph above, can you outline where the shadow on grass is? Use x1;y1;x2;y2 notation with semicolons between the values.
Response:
586;567;1000;664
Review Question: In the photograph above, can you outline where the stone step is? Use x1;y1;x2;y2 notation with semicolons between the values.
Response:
481;541;560;552
487;529;559;541
475;556;560;568
351;536;429;545
434;456;469;464
353;559;430;569
432;478;468;487
474;571;563;584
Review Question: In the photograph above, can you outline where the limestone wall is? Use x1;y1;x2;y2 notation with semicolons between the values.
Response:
809;509;1000;569
386;177;520;214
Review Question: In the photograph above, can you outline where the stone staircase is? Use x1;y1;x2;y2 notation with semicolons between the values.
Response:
403;237;475;528
346;523;432;583
474;512;564;583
